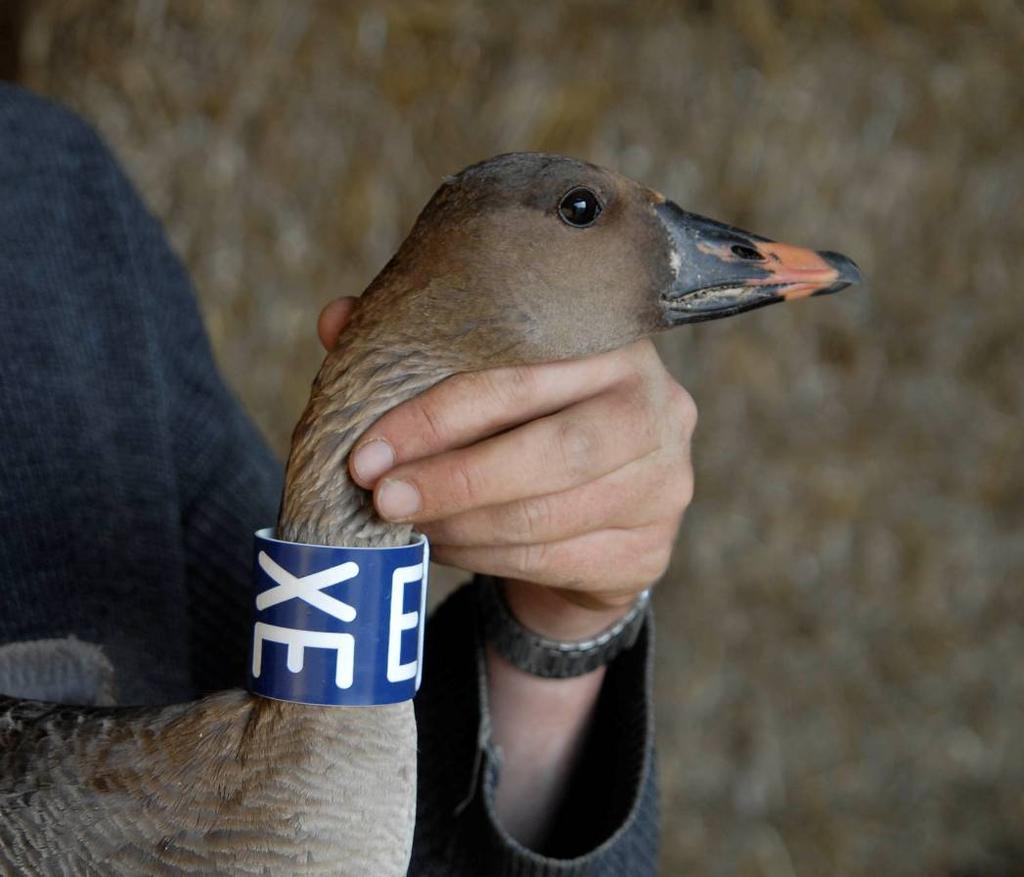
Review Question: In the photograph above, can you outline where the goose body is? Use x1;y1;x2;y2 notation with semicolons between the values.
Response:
0;153;859;875
0;693;413;874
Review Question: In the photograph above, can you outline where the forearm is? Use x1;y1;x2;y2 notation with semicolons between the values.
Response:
486;645;605;848
486;579;636;850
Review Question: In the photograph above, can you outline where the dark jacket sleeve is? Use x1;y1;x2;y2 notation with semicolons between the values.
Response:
411;584;659;876
0;82;281;702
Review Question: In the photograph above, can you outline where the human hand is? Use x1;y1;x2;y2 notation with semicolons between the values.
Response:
318;296;696;640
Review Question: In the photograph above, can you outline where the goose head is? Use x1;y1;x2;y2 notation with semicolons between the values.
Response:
349;151;861;370
284;152;861;547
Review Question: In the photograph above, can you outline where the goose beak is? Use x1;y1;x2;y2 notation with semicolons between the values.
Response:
655;200;862;325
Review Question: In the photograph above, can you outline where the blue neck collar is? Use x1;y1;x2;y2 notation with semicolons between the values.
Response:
247;528;429;706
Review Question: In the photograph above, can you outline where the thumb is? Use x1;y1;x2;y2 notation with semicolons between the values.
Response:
317;296;358;351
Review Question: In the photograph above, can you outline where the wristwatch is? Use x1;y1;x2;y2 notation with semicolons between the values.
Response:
476;576;651;678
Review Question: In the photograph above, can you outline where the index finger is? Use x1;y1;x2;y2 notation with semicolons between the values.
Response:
348;342;655;487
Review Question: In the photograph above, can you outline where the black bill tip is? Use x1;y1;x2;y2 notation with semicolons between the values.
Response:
818;250;863;289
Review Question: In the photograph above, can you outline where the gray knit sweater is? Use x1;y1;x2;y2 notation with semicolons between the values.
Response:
0;84;657;875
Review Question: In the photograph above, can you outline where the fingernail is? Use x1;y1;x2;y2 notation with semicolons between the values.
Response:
377;479;421;520
352;439;394;484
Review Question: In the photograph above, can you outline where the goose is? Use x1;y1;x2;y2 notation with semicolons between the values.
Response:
0;152;860;875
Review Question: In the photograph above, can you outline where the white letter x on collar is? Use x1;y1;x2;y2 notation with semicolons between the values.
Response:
256;552;359;622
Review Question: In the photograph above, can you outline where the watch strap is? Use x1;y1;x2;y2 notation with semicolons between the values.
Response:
476;576;650;679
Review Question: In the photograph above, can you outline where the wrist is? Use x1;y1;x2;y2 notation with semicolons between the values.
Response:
502;578;640;642
478;576;650;679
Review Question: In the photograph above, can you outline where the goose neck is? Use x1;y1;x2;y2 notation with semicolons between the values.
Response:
277;337;452;549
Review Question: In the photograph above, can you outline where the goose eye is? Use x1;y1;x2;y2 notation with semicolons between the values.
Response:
558;187;602;227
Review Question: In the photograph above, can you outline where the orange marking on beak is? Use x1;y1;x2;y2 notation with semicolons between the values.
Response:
752;242;840;298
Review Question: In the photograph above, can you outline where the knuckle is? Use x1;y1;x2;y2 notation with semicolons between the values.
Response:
618;379;660;450
448;458;483;510
678;473;695;511
518;541;551;577
556;418;597;479
670;385;699;436
618;376;650;418
662;460;694;512
415;397;449;448
507;495;552;542
659;479;691;526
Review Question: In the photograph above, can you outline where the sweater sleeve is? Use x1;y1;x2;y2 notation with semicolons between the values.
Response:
0;83;280;702
411;583;659;876
93;107;285;697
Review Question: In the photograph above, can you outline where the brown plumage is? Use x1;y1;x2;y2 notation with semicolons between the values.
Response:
0;153;860;875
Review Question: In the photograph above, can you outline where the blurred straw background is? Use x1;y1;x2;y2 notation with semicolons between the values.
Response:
7;1;1024;874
